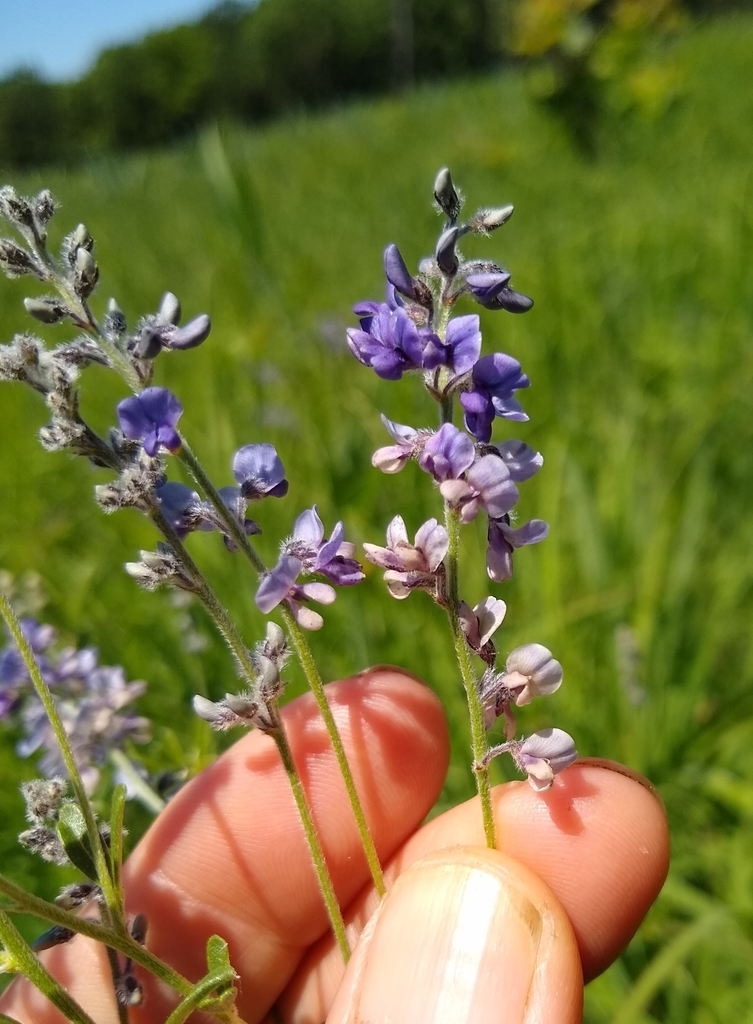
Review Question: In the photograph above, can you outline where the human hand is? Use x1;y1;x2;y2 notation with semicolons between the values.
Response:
1;668;669;1024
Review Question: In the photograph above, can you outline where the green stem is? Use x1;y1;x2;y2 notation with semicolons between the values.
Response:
282;607;385;897
0;911;98;1024
443;504;497;849
175;445;385;897
151;514;352;956
270;724;350;962
0;593;117;906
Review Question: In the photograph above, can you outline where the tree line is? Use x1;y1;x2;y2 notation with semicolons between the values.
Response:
0;0;742;168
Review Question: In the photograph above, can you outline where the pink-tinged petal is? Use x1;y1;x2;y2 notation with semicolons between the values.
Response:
386;515;410;549
299;582;336;604
289;601;324;631
522;759;555;791
415;519;448;570
440;478;473;506
519;728;577;775
372;445;411;473
383;571;412;599
337;541;356;558
362;543;405;571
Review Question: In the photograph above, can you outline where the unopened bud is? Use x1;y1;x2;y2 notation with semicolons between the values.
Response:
435;226;459;275
0;186;33;228
72;223;93;251
33;189;58;228
24;296;69;324
470;205;514;233
33;925;75;952
103;297;127;341
433;167;462;221
0;239;40;279
169;313;211;350
74;247;99;296
158;291;181;324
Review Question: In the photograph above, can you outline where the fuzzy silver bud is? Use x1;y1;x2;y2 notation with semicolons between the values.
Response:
469;205;514;235
72;223;93;251
33;189;58;228
74;247;99;296
103;297;126;340
0;239;41;279
0;186;33;228
55;882;101;909
21;777;67;824
24;296;69;324
263;621;287;663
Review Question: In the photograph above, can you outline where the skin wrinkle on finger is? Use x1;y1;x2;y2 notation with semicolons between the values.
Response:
280;763;669;1022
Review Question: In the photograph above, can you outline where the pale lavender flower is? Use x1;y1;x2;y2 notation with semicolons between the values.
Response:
493;440;543;482
501;644;563;706
117;387;183;456
418;423;475;482
510;730;578;791
486;516;549;582
439;453;519;523
371;415;431;474
282;507;364;586
255;555;336;631
458;597;507;652
460;354;530;443
479;729;577;790
363;516;448;599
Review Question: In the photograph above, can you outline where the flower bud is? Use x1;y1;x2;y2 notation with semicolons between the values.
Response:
169;313;211;350
75;246;99;296
470;205;514;233
23;296;69;324
433;167;462;221
158;291;181;324
33;189;58;228
435;226;459;275
0;239;40;279
0;186;33;228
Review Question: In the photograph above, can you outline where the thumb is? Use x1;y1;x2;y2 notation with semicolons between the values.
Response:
327;846;582;1024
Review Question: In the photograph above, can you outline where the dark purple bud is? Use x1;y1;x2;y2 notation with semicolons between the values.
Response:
435;226;459;275
467;273;533;313
133;325;163;360
156;481;201;537
117;387;183;456
383;243;416;300
169;313;211;350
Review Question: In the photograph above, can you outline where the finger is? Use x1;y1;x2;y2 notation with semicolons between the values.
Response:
0;668;449;1024
280;760;669;1021
328;847;582;1024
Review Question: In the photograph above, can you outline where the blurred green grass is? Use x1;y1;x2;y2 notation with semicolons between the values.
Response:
1;12;753;1021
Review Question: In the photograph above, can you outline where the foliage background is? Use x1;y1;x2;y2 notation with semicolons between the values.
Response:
1;5;753;1021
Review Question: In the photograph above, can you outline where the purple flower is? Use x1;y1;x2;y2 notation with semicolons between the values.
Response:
486;517;549;582
156;481;202;537
363;516;448;599
347;305;426;380
418;423;475;482
352;285;403;333
232;443;288;500
117;387;183;456
255;555;336;631
422;315;482;378
371;415;430;474
439;454;519;524
282;507;364;586
459;354;530;443
466;273;534;313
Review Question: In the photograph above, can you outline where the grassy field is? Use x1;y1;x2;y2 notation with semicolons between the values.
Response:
1;13;753;1020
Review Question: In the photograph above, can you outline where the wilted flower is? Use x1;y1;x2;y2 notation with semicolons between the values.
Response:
458;597;507;653
116;387;183;456
364;516;448;599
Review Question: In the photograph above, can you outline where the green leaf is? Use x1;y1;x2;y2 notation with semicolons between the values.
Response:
56;802;98;880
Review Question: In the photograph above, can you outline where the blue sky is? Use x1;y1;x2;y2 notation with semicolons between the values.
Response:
0;0;231;81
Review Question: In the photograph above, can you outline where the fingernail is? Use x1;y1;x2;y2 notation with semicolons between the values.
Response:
343;850;542;1024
